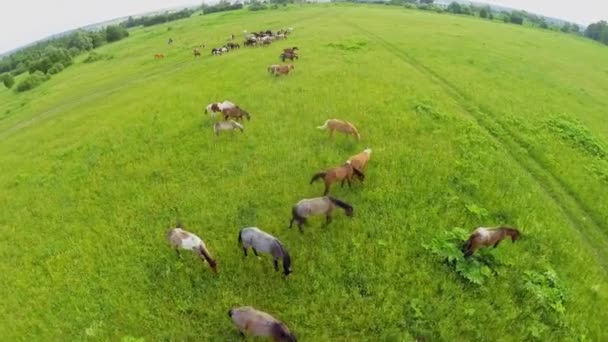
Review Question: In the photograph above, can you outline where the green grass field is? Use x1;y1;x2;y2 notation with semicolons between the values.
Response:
2;4;608;340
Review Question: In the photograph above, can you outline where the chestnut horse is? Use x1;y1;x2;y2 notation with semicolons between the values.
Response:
222;106;251;121
229;306;297;342
310;161;364;195
317;119;360;141
462;226;521;257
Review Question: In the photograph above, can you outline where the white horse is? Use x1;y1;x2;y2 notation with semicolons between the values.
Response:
214;120;244;135
205;100;236;117
167;226;218;273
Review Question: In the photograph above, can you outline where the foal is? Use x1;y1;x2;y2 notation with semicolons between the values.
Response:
167;226;218;273
229;306;297;342
462;226;521;257
290;196;354;232
310;161;365;195
317;119;360;141
222;106;251;121
214;120;244;135
347;148;372;171
238;227;292;276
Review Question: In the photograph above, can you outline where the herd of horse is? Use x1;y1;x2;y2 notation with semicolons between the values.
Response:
158;26;521;341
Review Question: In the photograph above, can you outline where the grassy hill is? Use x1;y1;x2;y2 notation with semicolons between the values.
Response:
1;4;608;340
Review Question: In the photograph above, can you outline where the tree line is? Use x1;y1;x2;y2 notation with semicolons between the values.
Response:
1;25;129;92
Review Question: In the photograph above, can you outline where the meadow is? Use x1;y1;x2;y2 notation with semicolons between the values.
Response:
1;4;608;341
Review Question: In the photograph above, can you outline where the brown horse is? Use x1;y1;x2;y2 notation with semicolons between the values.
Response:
193;48;201;57
310;162;364;195
222;106;251;121
280;51;298;62
317;119;360;141
229;306;296;341
270;64;294;76
283;47;298;54
462;227;521;257
154;53;165;59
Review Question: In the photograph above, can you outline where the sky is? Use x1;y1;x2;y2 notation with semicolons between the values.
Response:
1;0;607;54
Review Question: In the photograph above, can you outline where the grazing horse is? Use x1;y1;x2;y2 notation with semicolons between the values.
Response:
317;119;360;141
205;100;236;117
154;53;165;59
229;307;297;342
289;196;354;232
167;226;218;273
223;106;251;121
214;120;244;135
310;161;365;195
280;51;298;62
283;47;298;54
347;148;372;171
270;64;294;76
238;227;292;276
462;227;521;257
211;48;223;55
193;48;201;57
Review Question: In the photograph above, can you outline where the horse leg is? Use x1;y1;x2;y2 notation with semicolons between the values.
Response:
289;217;295;228
273;258;279;272
175;248;181;258
252;248;259;257
347;177;352;188
242;247;248;257
298;218;306;233
324;181;330;196
341;179;345;188
493;240;502;248
326;214;332;225
329;129;334;139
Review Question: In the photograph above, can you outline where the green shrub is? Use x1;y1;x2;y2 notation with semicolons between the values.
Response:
14;71;50;92
249;1;267;11
546;117;606;157
83;52;114;64
48;62;65;75
1;73;15;89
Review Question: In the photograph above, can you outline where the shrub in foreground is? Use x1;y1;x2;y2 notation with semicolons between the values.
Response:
15;71;50;92
1;73;15;89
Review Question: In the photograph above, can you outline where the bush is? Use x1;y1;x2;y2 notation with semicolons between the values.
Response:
105;25;129;43
510;15;524;25
1;73;15;89
48;62;64;75
83;52;114;64
15;71;50;92
249;1;267;10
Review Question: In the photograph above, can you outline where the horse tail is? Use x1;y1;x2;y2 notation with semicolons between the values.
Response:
327;196;353;213
237;229;243;246
350;124;361;140
310;172;326;184
317;120;330;130
228;309;234;317
275;240;292;274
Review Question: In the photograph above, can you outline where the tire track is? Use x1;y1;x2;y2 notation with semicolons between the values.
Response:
346;20;608;272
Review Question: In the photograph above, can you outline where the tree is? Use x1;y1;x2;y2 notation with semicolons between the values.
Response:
571;24;580;33
447;2;461;14
480;8;489;19
584;20;607;41
105;25;129;42
509;13;523;25
560;23;571;33
68;31;93;51
419;0;434;4
1;73;15;89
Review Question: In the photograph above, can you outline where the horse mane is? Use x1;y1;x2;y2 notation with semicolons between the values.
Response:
327;196;353;212
276;240;291;269
198;245;216;265
498;227;520;237
271;322;296;342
